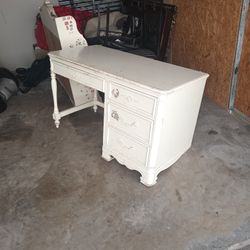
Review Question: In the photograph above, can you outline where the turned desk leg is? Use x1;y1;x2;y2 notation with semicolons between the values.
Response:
93;89;98;113
50;62;60;128
102;148;113;161
140;171;158;187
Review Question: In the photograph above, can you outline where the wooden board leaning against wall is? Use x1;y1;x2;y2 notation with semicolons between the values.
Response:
235;6;250;117
164;0;243;110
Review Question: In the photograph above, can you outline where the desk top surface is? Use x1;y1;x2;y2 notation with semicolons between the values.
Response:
49;45;208;92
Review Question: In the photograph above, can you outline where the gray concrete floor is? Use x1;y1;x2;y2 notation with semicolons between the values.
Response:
0;79;250;250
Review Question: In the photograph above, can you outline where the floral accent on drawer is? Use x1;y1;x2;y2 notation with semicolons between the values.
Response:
108;82;156;116
107;128;148;165
108;104;152;142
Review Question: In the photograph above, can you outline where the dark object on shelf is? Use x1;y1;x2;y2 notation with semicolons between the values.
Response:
0;68;19;113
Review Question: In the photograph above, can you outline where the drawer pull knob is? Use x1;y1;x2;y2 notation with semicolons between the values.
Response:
111;110;119;121
112;88;119;98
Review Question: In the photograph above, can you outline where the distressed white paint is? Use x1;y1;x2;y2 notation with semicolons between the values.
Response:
49;45;209;186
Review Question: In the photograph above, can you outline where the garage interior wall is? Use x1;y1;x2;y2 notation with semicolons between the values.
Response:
165;0;243;110
0;0;58;70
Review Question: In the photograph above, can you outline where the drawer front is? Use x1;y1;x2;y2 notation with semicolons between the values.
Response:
109;82;155;116
53;62;104;91
108;104;152;142
107;128;148;165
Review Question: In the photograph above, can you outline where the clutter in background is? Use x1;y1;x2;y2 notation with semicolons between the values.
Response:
84;0;177;61
35;5;93;50
58;0;121;13
0;57;50;113
35;0;177;62
84;11;127;39
0;68;19;113
16;56;50;93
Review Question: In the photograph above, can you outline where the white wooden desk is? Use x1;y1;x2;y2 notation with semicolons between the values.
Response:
49;45;209;186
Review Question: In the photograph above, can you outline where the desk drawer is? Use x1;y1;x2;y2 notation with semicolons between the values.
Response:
108;104;152;142
108;82;155;116
53;62;104;91
107;128;148;165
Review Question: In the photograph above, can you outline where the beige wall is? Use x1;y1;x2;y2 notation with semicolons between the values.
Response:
0;0;58;70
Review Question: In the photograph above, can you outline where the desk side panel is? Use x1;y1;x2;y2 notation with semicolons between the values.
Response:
150;78;207;173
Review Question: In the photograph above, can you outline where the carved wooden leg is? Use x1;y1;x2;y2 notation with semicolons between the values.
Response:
102;149;113;161
93;89;98;113
140;171;158;187
50;63;60;128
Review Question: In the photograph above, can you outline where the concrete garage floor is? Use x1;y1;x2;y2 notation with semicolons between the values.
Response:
0;79;250;250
